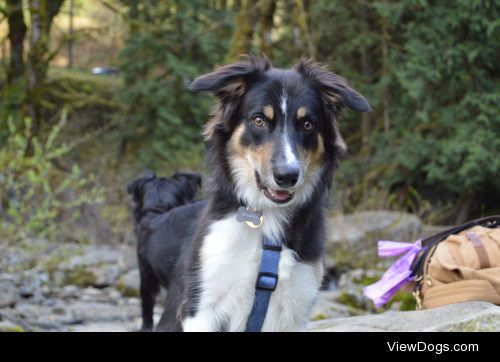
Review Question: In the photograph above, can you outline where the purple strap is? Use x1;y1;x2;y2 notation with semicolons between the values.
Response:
363;240;422;308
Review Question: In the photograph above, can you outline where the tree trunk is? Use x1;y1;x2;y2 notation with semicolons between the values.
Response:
359;3;372;154
291;0;314;59
26;0;64;153
45;0;64;35
6;0;27;82
67;0;74;68
380;15;390;133
27;0;48;131
456;192;474;224
227;0;256;61
127;0;139;36
257;0;276;58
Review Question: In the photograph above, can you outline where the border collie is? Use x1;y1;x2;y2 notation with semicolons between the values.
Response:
127;171;202;330
155;55;371;332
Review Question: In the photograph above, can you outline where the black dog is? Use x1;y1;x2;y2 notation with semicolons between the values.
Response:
127;171;203;331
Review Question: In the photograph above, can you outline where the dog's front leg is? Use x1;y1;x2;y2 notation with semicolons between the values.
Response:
182;310;218;332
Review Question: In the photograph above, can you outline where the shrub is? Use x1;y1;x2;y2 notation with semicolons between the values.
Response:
0;111;104;244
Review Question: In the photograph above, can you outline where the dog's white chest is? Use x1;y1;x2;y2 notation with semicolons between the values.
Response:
182;212;323;332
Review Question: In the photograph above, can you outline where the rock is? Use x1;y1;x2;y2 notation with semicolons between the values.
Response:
90;264;122;287
316;269;385;318
118;246;137;273
310;291;366;321
308;302;500;332
58;245;131;288
107;288;122;300
0;319;24;332
0;247;37;272
115;269;140;297
60;285;81;299
0;286;145;331
0;277;17;308
18;272;49;301
325;210;422;269
65;245;120;269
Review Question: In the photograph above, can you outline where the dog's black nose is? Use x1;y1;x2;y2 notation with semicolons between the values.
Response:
273;165;300;187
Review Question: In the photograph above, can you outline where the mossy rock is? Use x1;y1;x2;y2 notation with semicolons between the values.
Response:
390;291;417;311
115;283;139;298
0;321;25;332
114;269;140;297
336;291;363;310
310;312;329;321
63;266;97;287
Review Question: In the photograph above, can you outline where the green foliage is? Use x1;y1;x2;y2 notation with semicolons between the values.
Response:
0;112;104;244
118;0;233;169
1;0;499;226
381;0;500;193
312;0;500;221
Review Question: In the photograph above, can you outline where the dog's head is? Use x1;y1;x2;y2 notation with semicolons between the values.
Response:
190;56;370;209
127;171;202;220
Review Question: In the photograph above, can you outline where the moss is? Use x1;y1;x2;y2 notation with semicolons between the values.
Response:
44;246;83;283
383;290;416;311
352;274;380;286
336;291;363;310
63;266;97;287
310;312;328;321
115;282;139;298
0;323;25;332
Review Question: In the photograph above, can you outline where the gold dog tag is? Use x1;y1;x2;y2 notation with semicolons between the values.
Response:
246;216;264;229
237;207;264;229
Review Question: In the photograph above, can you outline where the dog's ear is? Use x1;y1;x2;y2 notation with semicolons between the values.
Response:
295;58;371;113
173;172;202;189
295;59;370;154
189;55;271;97
189;55;271;139
127;170;156;195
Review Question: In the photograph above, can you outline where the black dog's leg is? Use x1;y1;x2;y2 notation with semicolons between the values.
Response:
139;258;160;331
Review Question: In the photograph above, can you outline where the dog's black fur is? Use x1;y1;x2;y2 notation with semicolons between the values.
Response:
127;171;203;331
151;56;370;331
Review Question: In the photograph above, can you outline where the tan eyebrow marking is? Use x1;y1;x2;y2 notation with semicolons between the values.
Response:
297;107;307;119
263;105;274;120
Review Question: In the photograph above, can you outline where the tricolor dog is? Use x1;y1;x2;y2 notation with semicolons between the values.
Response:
155;56;371;332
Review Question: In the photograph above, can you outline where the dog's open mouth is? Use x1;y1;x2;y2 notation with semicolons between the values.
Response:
255;171;294;204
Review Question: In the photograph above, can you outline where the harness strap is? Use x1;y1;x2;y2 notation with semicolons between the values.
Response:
245;237;281;332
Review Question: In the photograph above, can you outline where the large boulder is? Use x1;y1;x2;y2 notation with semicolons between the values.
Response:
325;210;422;269
55;244;136;288
309;302;500;332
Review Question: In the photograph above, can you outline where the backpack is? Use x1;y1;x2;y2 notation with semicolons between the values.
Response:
411;216;500;309
364;216;500;309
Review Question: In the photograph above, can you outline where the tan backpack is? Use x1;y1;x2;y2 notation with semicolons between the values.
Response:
411;216;500;309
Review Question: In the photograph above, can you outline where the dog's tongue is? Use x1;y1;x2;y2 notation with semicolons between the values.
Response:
268;189;290;201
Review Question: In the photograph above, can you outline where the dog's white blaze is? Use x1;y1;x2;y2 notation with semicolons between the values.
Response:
182;213;323;332
280;90;299;168
280;92;288;120
283;132;298;166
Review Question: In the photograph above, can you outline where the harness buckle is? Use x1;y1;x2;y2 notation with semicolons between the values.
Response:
256;272;279;291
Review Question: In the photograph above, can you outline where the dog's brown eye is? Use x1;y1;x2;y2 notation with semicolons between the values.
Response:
252;116;266;128
303;121;314;132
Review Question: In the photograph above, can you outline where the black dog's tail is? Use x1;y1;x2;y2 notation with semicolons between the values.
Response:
127;170;202;223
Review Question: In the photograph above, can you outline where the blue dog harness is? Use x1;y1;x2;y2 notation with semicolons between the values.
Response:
244;237;282;332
